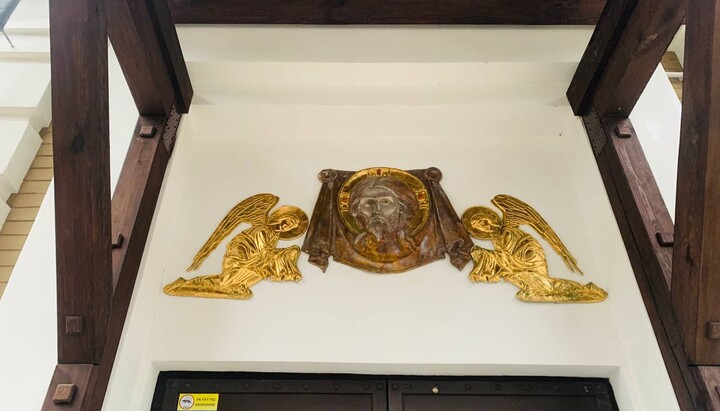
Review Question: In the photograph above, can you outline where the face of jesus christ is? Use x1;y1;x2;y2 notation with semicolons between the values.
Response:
347;175;423;262
355;186;403;240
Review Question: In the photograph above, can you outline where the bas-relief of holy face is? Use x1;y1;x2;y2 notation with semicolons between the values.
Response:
305;166;469;274
354;186;401;239
349;177;419;261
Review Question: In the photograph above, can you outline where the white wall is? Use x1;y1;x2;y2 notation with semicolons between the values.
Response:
0;26;685;411
631;66;682;219
0;0;51;225
668;26;686;68
103;27;677;411
628;25;685;220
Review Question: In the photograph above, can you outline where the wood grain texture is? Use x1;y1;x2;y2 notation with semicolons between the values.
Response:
592;0;684;117
567;0;636;115
41;364;98;411
109;115;172;290
150;0;194;114
569;0;684;117
85;112;179;410
672;0;720;365
108;0;193;114
49;0;112;365
696;367;720;409
168;0;607;25
600;116;674;289
583;112;710;410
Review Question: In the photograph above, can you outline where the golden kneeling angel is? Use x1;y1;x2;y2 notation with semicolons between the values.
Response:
163;194;308;300
462;195;607;303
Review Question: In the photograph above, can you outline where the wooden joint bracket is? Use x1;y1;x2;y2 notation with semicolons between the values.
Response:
53;384;77;404
708;322;720;340
139;125;156;138
112;233;124;249
614;124;633;139
65;316;84;336
656;232;674;247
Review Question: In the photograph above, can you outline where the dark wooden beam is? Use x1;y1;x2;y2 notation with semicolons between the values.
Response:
696;367;720;408
89;111;179;409
109;112;178;291
43;111;182;411
568;0;685;117
582;112;709;410
168;0;607;25
567;0;635;115
672;0;720;365
50;0;112;365
41;365;98;411
599;116;674;290
108;0;193;114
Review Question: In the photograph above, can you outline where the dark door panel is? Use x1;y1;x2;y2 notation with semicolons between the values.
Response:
152;373;387;411
401;394;600;411
219;393;372;411
388;379;618;411
152;373;618;411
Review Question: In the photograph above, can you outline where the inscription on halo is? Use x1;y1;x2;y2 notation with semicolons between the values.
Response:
302;166;473;273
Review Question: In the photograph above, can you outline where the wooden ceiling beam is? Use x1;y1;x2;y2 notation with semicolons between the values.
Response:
108;0;193;114
672;0;720;366
567;0;685;117
168;0;607;25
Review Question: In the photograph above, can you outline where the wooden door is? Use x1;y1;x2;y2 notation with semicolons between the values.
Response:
387;379;618;411
153;373;619;411
152;373;386;411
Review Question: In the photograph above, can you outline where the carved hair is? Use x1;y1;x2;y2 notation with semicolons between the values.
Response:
349;176;419;222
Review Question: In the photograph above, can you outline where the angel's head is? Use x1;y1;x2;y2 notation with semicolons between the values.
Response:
462;206;502;240
268;206;309;240
273;215;299;231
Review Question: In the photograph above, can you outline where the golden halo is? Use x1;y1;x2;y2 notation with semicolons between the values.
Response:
338;167;431;236
269;205;309;240
462;206;501;240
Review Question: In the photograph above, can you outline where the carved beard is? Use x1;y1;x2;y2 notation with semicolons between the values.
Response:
362;212;402;241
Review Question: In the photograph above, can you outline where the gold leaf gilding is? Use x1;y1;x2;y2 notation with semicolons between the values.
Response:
462;194;607;303
163;194;309;300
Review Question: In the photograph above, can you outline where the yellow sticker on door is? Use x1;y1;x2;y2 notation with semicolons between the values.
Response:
177;393;219;410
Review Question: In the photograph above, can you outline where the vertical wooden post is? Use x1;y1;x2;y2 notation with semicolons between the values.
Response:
45;0;190;404
49;0;112;364
672;0;720;365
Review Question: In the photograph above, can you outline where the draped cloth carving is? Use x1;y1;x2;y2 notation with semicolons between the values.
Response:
302;167;472;273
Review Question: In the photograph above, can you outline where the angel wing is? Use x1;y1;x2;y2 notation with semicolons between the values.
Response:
187;194;279;271
492;194;583;275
